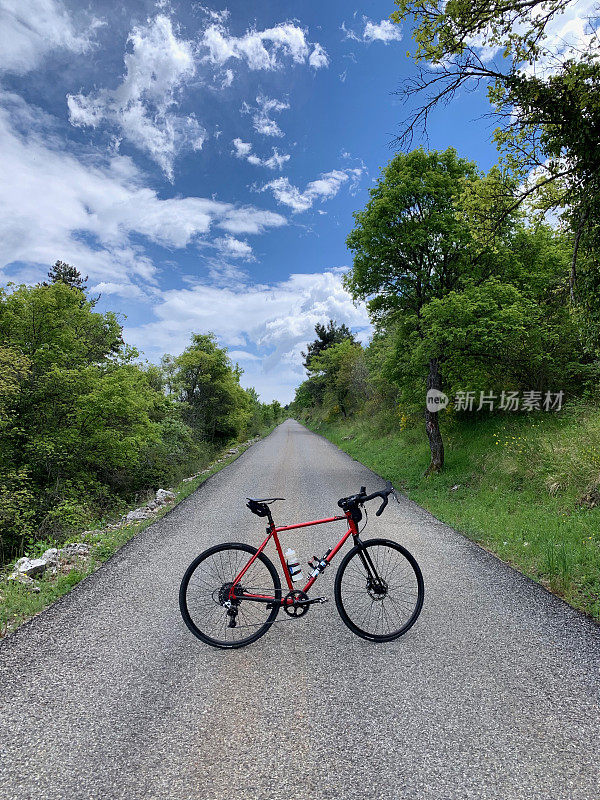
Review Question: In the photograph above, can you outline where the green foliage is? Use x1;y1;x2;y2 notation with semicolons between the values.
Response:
345;148;482;321
295;147;597;472
302;319;355;370
172;333;252;443
391;0;600;300
392;0;572;66
291;319;366;420
310;339;370;418
0;469;36;563
0;345;30;423
0;282;279;564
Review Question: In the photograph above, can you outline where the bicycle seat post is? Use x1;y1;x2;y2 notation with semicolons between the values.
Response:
266;506;275;531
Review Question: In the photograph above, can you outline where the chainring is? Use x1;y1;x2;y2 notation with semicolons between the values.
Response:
283;589;310;618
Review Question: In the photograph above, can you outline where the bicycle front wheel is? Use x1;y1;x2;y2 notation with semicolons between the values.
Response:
334;538;424;642
179;542;281;649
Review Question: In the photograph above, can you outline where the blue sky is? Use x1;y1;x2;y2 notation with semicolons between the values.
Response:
0;0;502;402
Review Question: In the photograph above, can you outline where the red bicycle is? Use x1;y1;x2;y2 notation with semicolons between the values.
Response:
179;482;424;649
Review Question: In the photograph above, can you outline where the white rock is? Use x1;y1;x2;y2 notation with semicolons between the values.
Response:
124;508;151;523
60;543;91;557
15;557;47;577
156;489;176;504
227;448;238;455
42;548;59;565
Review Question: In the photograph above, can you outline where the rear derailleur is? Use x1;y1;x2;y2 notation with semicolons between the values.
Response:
219;581;241;628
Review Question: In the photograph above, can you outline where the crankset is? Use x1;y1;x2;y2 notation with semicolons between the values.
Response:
283;590;328;618
284;590;310;617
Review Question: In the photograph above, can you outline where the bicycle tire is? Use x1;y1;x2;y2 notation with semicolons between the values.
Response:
179;542;281;649
334;538;424;642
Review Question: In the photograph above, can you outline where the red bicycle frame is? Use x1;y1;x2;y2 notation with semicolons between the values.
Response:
230;510;359;604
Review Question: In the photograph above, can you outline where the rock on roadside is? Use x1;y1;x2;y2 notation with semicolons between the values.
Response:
156;489;175;504
13;557;47;578
8;544;91;592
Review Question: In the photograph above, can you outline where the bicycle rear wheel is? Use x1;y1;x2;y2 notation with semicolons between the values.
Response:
179;542;281;649
334;538;424;642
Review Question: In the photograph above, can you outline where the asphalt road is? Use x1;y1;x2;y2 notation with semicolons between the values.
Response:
1;419;599;800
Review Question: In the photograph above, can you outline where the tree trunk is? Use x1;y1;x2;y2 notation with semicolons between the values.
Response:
424;357;444;475
569;208;589;304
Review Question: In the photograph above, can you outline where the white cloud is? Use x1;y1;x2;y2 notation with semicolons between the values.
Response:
0;95;286;297
343;17;402;44
309;43;330;69
200;19;328;72
242;94;290;137
363;20;403;43
248;150;290;169
262;167;364;213
89;281;149;301
218;206;287;235
66;13;329;176
214;235;254;259
68;15;204;180
232;137;252;158
0;0;100;74
126;269;371;403
233;137;290;169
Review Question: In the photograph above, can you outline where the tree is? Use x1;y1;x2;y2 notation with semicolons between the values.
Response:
0;282;171;558
44;260;88;292
391;0;600;282
172;333;250;443
345;148;490;472
419;277;581;396
302;320;356;371
311;340;369;418
0;346;30;423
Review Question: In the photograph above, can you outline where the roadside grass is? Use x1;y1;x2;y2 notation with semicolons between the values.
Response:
0;430;272;639
308;404;600;621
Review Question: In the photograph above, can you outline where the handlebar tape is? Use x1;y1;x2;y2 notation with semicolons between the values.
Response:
376;495;388;516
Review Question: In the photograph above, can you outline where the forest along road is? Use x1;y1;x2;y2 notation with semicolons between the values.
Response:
1;420;599;800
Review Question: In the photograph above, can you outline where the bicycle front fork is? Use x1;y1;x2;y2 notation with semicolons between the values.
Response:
355;538;387;592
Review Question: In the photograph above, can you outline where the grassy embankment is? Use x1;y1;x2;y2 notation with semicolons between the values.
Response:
0;431;272;638
309;404;600;621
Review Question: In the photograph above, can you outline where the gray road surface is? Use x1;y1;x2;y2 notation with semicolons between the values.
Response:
1;419;599;800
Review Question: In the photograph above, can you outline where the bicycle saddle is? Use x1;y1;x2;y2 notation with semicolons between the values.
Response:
246;497;284;517
247;497;285;503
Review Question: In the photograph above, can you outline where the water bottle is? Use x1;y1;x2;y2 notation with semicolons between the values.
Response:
285;548;304;583
309;548;332;578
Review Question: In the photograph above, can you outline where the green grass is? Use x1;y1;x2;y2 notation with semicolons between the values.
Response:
0;429;274;638
308;404;600;621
